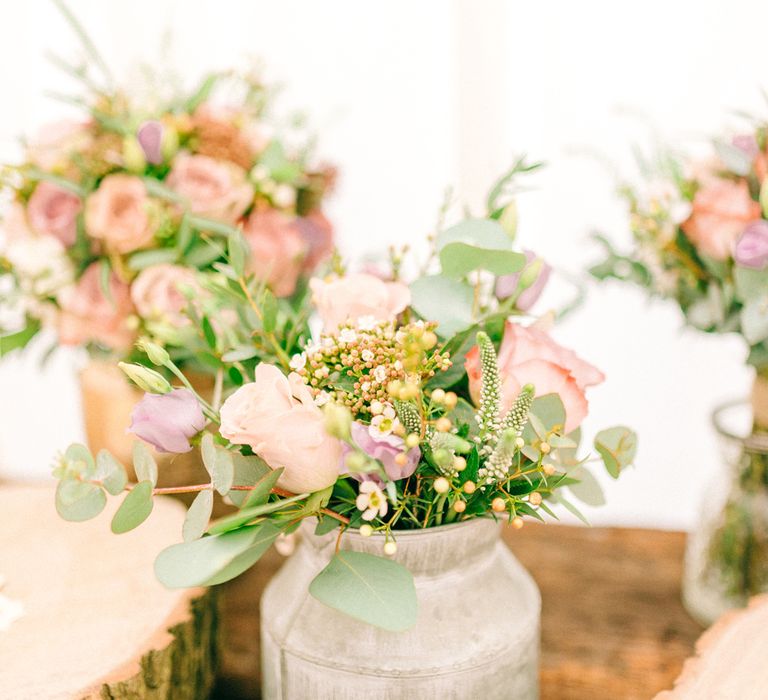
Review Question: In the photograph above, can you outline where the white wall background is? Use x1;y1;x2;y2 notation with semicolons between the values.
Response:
0;0;762;530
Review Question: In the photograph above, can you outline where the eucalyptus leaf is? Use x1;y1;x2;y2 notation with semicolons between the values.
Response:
567;465;606;507
206;493;307;536
228;453;272;507
183;489;214;542
409;275;474;337
526;394;566;434
436;218;511;251
111;480;154;534
204;522;281;585
239;468;284;509
95;450;127;495
594;426;637;478
133;441;158;486
309;550;417;631
741;296;768;344
439;242;525;279
65;443;95;474
155;524;265;588
55;480;106;522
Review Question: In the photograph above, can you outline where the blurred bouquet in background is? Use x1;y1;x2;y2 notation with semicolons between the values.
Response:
53;163;636;633
592;122;768;623
0;6;335;368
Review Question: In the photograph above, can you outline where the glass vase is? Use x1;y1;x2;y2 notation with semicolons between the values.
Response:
683;399;768;625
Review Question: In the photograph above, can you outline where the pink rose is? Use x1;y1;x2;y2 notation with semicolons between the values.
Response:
295;210;334;272
166;153;254;223
219;364;342;493
85;174;155;253
57;263;136;351
130;264;200;325
242;209;308;297
27;182;81;246
465;321;605;433
681;178;761;260
27;120;90;170
309;273;411;332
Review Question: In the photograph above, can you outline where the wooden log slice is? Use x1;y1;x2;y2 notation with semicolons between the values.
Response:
656;594;768;699
0;483;216;699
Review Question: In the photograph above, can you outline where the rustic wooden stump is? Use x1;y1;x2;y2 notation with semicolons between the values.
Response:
656;594;768;699
0;483;217;699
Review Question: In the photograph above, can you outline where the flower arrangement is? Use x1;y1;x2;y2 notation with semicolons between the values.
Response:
591;130;768;372
0;8;335;369
53;164;636;631
591;122;768;614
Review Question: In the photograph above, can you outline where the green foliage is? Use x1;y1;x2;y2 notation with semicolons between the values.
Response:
201;433;234;495
0;319;41;357
132;441;158;486
309;550;417;631
182;489;214;542
111;481;154;533
55;480;106;522
95;450;127;496
409;275;474;337
594;426;637;478
207;492;307;536
439;242;525;279
155;522;279;588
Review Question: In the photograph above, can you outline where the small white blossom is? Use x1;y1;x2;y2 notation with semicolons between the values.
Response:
355;481;388;521
373;365;387;382
339;328;357;344
361;349;375;362
356;315;377;331
314;391;331;407
272;184;296;209
290;353;307;371
369;407;400;439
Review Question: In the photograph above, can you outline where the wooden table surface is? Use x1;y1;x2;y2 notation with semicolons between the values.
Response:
212;524;704;700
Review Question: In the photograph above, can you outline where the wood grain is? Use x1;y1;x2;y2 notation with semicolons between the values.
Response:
213;523;703;700
0;483;216;700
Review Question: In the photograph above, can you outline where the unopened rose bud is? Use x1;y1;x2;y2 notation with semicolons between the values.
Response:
323;402;352;440
122;136;146;173
137;338;170;366
512;516;524;530
462;481;476;494
118;362;172;394
453;499;466;513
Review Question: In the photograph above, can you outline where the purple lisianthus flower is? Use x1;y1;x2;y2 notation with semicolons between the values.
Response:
734;221;768;270
732;134;759;159
128;388;206;453
495;250;551;311
342;421;420;481
137;120;164;165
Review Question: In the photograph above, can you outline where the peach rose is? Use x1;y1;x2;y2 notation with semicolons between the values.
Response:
27;182;81;246
130;264;200;325
465;321;605;434
57;263;135;350
219;363;342;493
27;120;90;170
309;273;411;332
681;178;761;260
85;174;155;253
166;153;254;223
242;209;308;297
295;209;334;272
